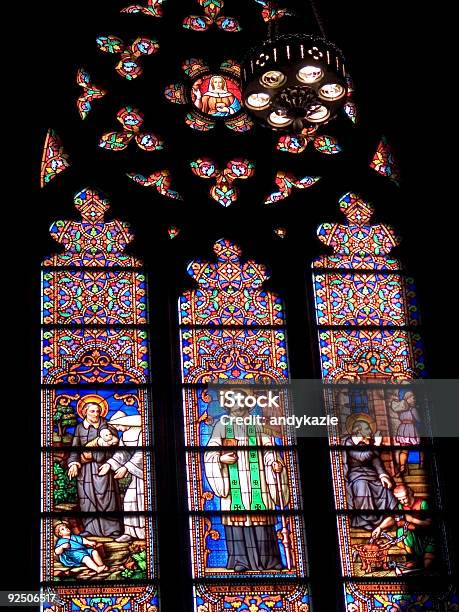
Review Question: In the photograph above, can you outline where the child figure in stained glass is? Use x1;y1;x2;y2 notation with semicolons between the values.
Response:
204;391;289;572
85;425;120;448
372;485;435;570
80;425;120;464
54;521;108;574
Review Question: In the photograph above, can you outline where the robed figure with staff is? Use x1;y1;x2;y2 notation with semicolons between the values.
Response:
204;390;291;572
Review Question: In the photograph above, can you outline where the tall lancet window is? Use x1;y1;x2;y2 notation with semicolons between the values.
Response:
312;192;455;609
32;1;459;610
179;238;311;611
41;188;159;609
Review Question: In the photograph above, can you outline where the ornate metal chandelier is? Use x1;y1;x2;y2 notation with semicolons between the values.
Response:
241;28;348;132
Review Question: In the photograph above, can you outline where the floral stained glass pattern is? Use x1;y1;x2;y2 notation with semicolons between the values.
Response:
277;129;342;155
190;158;255;207
127;169;183;200
41;188;159;605
99;106;164;152
183;0;241;32
179;238;311;611
313;192;399;270
43;590;159;612
96;35;159;80
40;129;70;188
42;189;142;268
76;68;107;119
370;136;400;185
253;0;293;22
312;192;454;609
265;171;320;204
120;0;164;17
313;273;420;327
42;271;147;325
42;327;150;384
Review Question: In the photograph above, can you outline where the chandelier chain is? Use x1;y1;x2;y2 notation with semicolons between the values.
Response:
308;0;327;38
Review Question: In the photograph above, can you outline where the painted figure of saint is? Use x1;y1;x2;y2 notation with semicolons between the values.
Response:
343;413;397;529
192;75;241;117
67;395;122;537
99;410;145;543
204;394;289;572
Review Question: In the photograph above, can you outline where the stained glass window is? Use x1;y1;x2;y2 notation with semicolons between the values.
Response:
179;238;311;611
32;1;459;608
41;188;159;610
312;192;454;609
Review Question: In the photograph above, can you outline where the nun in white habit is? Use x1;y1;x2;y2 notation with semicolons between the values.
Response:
98;410;145;543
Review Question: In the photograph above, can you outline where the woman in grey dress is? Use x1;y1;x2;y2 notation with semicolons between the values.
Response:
343;415;397;530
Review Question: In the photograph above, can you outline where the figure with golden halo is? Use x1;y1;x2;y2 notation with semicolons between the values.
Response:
67;395;122;537
343;412;397;530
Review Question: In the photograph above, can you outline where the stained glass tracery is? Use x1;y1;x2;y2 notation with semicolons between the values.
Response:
40;129;71;188
190;158;255;207
277;131;342;155
183;0;241;32
179;239;311;611
253;0;293;23
127;169;183;200
265;171;320;205
370;136;400;185
41;188;159;609
99;106;164;152
76;68;107;120
96;35;159;80
120;0;164;17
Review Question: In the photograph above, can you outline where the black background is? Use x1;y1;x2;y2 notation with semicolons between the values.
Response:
3;0;458;608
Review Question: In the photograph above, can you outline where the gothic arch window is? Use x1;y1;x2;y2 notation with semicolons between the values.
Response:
41;188;159;609
31;1;458;611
